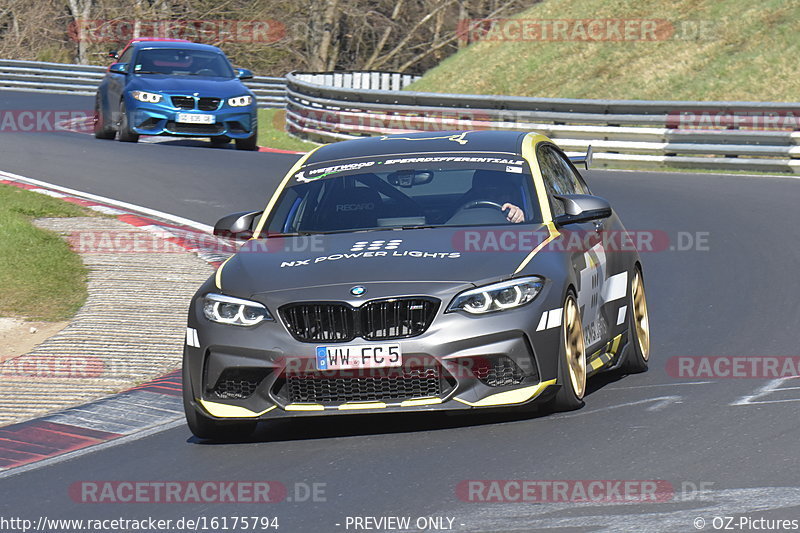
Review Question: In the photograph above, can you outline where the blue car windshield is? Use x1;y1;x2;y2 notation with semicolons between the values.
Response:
263;154;543;235
133;49;234;77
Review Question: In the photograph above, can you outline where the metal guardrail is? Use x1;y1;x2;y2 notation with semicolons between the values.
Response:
0;59;286;108
285;71;800;174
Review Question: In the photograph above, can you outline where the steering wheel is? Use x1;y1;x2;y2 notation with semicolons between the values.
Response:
459;200;505;211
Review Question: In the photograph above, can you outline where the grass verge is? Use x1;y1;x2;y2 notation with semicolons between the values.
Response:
0;184;89;321
257;109;317;152
410;0;799;101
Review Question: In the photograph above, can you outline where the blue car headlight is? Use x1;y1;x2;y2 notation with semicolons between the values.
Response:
131;90;162;103
202;293;272;326
448;277;544;314
228;95;253;107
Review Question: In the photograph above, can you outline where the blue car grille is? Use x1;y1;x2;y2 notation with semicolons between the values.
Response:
198;97;221;111
171;96;194;109
169;96;221;111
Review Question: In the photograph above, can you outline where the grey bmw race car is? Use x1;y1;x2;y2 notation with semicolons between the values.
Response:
182;130;651;439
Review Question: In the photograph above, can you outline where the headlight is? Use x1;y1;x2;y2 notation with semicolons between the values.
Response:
228;95;253;107
202;293;272;326
131;90;162;103
447;277;544;314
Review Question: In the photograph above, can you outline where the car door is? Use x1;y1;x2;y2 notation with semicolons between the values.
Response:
537;143;622;354
105;46;134;120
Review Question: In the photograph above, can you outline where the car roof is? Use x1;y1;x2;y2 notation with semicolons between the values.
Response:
304;130;532;166
131;40;224;54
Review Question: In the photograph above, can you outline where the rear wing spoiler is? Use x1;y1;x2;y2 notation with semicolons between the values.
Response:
568;145;593;170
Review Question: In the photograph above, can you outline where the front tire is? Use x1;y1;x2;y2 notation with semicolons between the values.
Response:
235;127;258;151
117;101;139;143
182;360;256;441
619;267;650;373
549;292;586;412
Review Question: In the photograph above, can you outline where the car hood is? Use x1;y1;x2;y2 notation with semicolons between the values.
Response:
217;225;552;296
128;75;249;95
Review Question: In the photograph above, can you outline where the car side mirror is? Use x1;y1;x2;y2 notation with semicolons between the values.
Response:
552;194;612;226
568;146;593;170
213;211;263;240
109;62;128;75
236;68;253;80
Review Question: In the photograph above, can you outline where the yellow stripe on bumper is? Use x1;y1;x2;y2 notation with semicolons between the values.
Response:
337;401;387;410
285;403;325;411
400;397;443;407
454;379;557;407
199;399;276;418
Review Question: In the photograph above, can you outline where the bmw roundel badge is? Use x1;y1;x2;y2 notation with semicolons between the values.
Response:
350;286;366;296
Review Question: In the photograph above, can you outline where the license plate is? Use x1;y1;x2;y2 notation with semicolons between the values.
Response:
177;113;214;124
316;344;402;371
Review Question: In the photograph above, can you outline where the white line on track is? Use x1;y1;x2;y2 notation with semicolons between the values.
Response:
0;169;213;233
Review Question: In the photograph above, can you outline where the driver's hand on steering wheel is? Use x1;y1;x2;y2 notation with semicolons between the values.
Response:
502;203;524;223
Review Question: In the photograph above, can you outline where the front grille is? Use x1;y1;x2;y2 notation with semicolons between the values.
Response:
281;303;354;342
210;368;271;400
198;97;221;111
171;96;194;109
166;121;223;135
469;355;532;387
286;368;442;403
361;299;438;340
280;298;439;343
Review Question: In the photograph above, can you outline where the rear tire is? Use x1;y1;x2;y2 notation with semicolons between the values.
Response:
548;293;586;412
619;267;650;373
182;360;256;441
93;97;115;139
235;127;258;151
117;101;139;143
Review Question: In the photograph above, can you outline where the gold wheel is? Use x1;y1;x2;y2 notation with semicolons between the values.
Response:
632;270;650;361
563;296;586;399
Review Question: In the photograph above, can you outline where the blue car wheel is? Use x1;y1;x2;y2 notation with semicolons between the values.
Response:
117;101;139;143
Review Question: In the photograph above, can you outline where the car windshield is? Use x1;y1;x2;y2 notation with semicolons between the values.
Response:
133;49;234;77
263;153;542;235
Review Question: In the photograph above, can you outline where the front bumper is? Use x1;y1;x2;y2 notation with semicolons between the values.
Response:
184;281;575;421
126;98;256;139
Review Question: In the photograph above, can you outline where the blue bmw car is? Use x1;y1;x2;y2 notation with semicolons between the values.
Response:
94;41;258;150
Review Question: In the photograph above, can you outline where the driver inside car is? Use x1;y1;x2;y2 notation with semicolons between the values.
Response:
458;169;525;224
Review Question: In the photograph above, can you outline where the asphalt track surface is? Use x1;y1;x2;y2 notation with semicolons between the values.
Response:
1;91;799;532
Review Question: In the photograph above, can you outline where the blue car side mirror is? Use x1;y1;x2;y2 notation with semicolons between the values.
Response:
236;68;253;80
109;62;128;75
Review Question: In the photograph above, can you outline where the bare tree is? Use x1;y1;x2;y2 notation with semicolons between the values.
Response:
66;0;94;64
